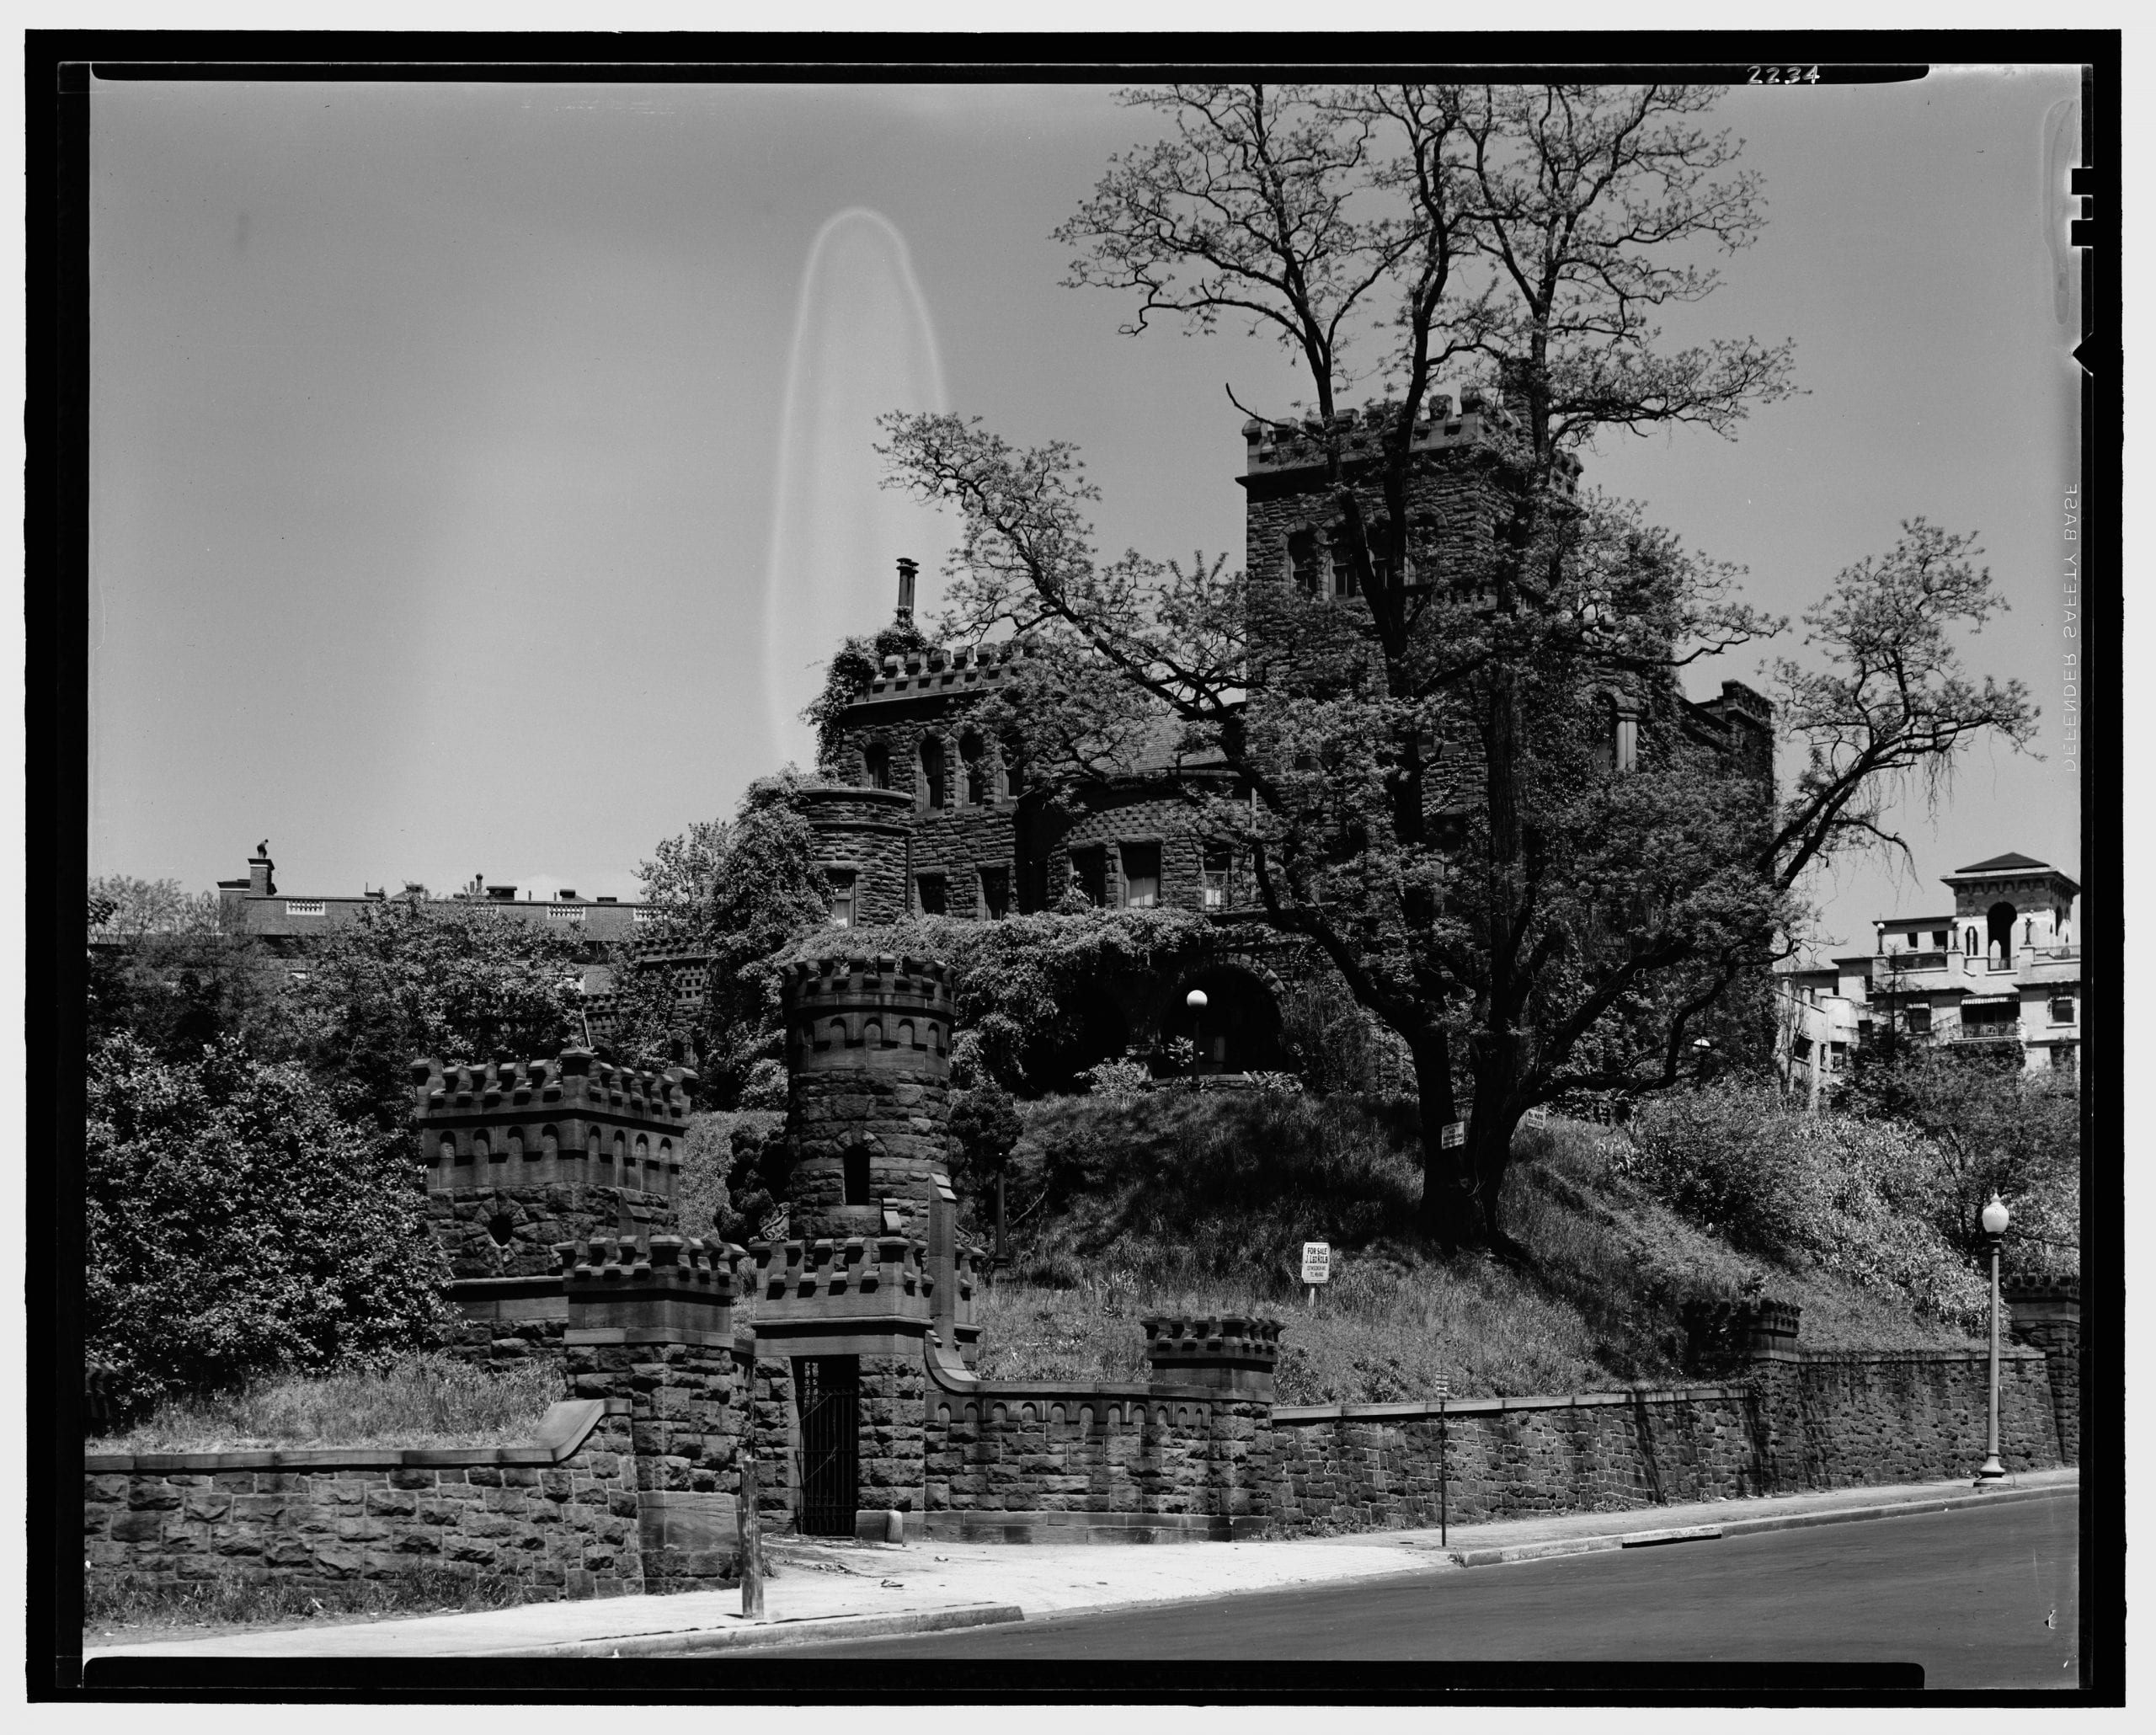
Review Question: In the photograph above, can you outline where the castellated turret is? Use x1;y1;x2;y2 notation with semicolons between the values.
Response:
411;1048;696;1279
779;953;956;1241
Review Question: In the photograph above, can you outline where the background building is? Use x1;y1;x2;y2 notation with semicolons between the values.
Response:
1776;851;2080;1092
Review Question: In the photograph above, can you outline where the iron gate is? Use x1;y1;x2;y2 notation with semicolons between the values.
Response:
795;1355;860;1536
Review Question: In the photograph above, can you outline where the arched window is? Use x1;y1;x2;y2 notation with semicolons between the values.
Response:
506;1129;526;1161
1965;926;1978;957
920;734;946;809
1001;737;1026;798
441;1134;461;1167
960;734;988;804
476;1132;496;1163
1987;901;2017;964
863;1020;884;1048
612;1131;627;1170
842;1145;872;1207
540;1126;559;1161
589;1129;605;1166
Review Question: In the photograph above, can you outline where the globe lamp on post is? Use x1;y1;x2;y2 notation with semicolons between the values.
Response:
1185;988;1208;1081
1977;1193;2011;1485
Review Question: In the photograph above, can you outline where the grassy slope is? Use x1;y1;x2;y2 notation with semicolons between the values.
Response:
88;1354;563;1455
972;1090;1981;1406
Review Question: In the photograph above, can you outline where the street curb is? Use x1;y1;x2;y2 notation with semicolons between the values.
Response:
1448;1479;2073;1568
474;1600;1027;1658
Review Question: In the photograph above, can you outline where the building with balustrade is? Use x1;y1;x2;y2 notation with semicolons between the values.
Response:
1775;851;2081;1093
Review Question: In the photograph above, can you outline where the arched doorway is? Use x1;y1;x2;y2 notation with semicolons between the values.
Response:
1986;901;2017;964
1170;964;1284;1076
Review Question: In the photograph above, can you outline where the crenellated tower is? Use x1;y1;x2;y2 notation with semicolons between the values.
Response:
778;953;957;1241
412;1048;696;1279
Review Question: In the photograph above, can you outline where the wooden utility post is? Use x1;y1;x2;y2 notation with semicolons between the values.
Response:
737;1444;766;1622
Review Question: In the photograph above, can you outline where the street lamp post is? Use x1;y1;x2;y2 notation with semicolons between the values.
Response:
1977;1193;2011;1485
1185;988;1208;1081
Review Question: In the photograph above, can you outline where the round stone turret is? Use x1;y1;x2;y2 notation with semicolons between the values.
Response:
780;953;957;1240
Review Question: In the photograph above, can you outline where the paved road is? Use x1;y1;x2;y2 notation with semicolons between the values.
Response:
783;1492;2079;1687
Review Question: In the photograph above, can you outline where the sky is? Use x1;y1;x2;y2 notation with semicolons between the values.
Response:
88;70;2085;953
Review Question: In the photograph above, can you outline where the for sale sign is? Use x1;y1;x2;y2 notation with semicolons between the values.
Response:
1300;1241;1332;1284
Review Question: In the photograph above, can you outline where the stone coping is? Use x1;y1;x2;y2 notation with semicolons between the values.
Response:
84;1396;627;1476
1273;1386;1748;1423
923;1337;1230;1407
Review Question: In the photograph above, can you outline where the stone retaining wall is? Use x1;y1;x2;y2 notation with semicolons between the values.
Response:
1267;1348;2063;1536
83;1399;644;1601
1269;1388;1764;1535
1750;1348;2058;1491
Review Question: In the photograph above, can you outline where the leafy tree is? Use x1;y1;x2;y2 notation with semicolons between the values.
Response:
638;819;732;920
805;618;931;771
272;898;588;1145
686;772;835;1107
1843;1047;2079;1276
86;1035;452;1417
87;878;279;1063
881;83;2034;1252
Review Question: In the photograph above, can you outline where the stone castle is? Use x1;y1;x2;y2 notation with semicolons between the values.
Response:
191;398;1777;1081
88;941;2080;1599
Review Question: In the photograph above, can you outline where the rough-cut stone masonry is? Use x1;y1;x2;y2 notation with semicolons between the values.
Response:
429;1184;675;1283
2005;1276;2081;1466
1267;1349;2063;1536
83;1399;643;1601
1748;1348;2058;1492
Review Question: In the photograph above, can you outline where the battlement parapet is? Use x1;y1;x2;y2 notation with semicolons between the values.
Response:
557;1233;741;1295
1711;679;1775;729
556;1234;744;1335
744;1236;940;1337
2002;1273;2080;1305
411;1048;691;1204
1241;396;1582;496
781;954;956;1070
1142;1314;1283;1396
412;1049;695;1126
854;638;1038;707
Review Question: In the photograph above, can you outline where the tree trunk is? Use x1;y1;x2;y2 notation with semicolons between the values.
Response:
1413;1029;1473;1248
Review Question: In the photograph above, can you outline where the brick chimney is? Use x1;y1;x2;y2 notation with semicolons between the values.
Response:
248;846;275;898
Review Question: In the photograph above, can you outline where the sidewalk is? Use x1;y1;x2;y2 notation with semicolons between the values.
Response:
85;1467;2078;1660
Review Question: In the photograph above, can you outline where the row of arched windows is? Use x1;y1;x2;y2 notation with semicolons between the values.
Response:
817;1016;945;1054
436;1126;674;1169
861;730;1022;809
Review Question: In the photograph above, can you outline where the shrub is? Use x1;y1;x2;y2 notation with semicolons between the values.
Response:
1625;1083;1986;1330
86;1036;453;1419
1078;1056;1151;1102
